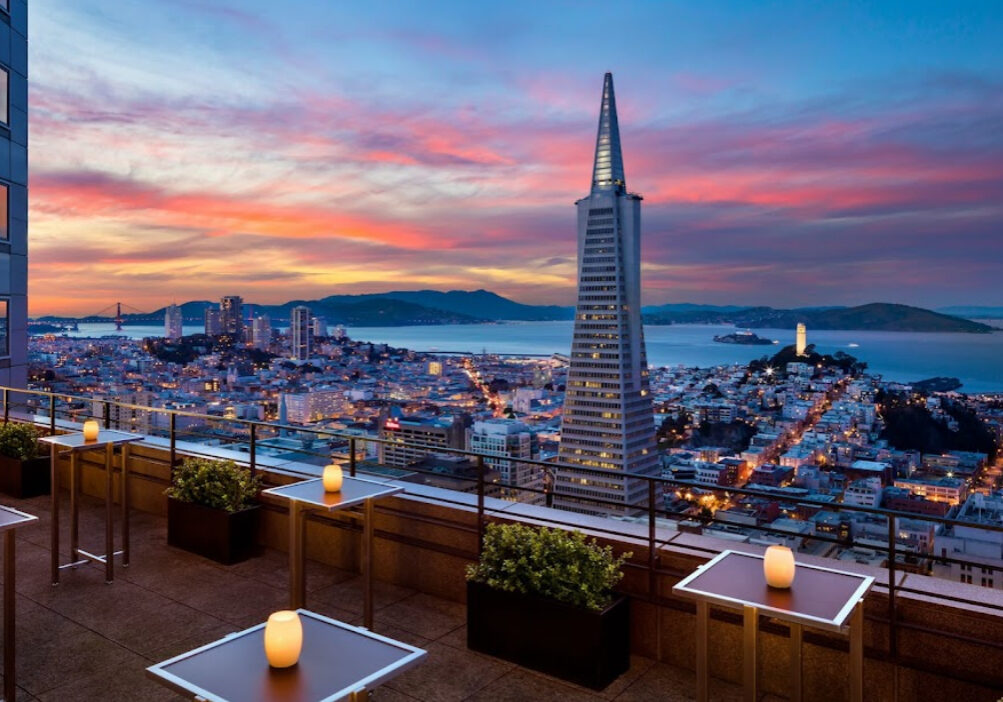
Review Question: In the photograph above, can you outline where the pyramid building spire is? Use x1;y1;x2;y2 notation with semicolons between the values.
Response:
590;72;626;193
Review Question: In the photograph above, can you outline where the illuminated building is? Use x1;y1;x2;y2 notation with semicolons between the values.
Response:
796;323;807;356
555;73;659;517
204;307;222;336
252;315;272;350
220;295;244;341
467;419;542;503
377;408;469;468
164;304;183;340
290;306;311;361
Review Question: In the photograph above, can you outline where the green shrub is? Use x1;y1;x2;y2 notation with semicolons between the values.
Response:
466;523;630;612
0;422;42;460
165;457;261;513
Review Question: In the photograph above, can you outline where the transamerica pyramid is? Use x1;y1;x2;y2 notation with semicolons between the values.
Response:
554;73;659;517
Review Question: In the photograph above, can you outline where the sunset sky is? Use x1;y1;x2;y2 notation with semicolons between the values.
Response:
29;1;1003;316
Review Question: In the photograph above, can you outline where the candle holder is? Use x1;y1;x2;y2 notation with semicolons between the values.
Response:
764;545;796;589
82;420;100;442
264;610;303;668
323;464;343;493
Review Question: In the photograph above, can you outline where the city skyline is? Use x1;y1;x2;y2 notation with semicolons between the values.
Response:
29;1;1003;315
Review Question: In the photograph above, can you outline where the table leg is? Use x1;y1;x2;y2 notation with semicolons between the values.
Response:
69;451;79;564
50;443;60;585
105;442;115;583
4;530;16;702
849;600;863;702
743;605;758;702
790;622;802;702
289;501;305;609
696;600;709;702
121;444;130;567
363;498;374;629
348;687;367;701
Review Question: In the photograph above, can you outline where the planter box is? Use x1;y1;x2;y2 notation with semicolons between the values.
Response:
167;497;259;565
466;580;629;690
0;455;51;498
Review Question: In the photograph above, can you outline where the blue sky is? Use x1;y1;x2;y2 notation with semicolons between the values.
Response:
27;1;1003;314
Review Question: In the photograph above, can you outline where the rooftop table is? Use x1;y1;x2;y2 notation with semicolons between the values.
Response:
147;609;426;701
262;476;402;628
673;550;874;702
0;504;38;702
39;430;145;584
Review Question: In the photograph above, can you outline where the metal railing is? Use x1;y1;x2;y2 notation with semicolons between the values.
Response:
3;385;1003;678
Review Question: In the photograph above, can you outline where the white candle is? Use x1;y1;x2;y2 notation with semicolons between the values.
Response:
264;610;303;668
323;464;343;493
82;420;100;442
764;545;796;589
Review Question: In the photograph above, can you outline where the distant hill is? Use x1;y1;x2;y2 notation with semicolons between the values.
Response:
644;302;996;333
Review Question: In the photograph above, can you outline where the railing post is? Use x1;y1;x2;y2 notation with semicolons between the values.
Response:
477;455;485;557
887;516;898;660
103;401;111;429
349;438;357;477
169;412;177;471
249;423;257;476
49;395;56;435
2;388;8;424
648;478;657;600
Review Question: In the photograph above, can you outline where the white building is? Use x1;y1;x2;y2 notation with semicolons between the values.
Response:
796;323;807;356
843;477;883;508
467;419;543;504
555;73;659;517
282;389;344;424
291;306;312;361
312;316;328;337
934;493;1003;590
252;315;272;350
164;304;183;340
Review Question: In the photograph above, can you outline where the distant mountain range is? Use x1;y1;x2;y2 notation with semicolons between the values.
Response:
35;292;999;333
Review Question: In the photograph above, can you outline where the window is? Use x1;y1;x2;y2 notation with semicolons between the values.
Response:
0;67;6;124
0;183;7;239
0;299;7;358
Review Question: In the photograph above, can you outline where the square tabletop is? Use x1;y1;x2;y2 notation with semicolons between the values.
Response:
39;430;145;450
147;609;426;702
672;550;874;632
263;477;403;511
0;505;38;532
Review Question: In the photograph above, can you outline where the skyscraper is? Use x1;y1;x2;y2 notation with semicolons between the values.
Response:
220;295;244;341
554;73;659;517
0;3;27;389
252;314;272;350
164;304;183;340
204;307;222;336
290;305;312;361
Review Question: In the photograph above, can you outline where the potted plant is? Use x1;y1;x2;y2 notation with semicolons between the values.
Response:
0;421;50;498
466;522;631;690
166;457;262;565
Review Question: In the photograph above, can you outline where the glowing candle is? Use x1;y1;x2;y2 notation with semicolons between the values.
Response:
82;420;100;442
764;545;796;589
323;464;343;493
264;610;303;668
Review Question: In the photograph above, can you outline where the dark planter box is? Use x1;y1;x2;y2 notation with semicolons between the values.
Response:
0;455;51;498
167;497;259;565
466;580;630;690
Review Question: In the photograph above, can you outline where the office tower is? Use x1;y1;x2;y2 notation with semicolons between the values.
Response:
220;295;244;341
204;307;222;336
0;3;27;389
467;419;543;504
164;304;183;340
290;305;312;361
252;314;272;350
555;73;659;517
377;408;469;467
796;323;807;356
312;316;328;337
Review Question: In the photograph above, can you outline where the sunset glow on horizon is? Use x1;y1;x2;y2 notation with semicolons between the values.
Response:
28;1;1003;316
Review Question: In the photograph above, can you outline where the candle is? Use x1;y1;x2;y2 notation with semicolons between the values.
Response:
764;545;796;589
323;464;343;493
264;610;303;668
82;420;100;442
